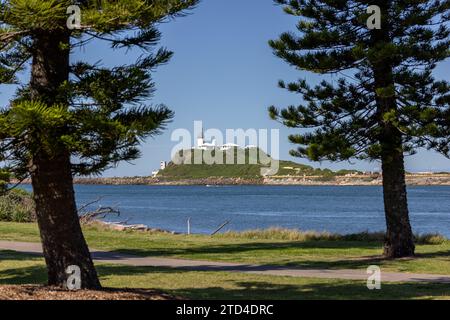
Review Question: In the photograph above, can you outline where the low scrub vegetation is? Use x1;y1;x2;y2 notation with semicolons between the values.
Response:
219;228;446;245
0;189;35;223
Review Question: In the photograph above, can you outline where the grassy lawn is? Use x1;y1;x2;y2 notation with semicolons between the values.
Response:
1;250;449;300
0;222;449;277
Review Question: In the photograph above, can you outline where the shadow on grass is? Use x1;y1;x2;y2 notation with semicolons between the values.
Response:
105;241;449;270
1;258;449;299
0;265;46;285
0;250;43;262
2;237;450;274
111;240;383;257
0;251;47;285
165;281;450;300
95;265;450;300
274;248;450;270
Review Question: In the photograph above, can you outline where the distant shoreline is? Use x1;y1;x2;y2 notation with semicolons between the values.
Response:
15;174;450;186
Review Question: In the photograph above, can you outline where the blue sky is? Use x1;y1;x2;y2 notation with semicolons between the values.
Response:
1;0;449;176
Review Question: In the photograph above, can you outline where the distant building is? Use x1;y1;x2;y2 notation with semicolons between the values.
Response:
195;130;239;151
151;170;159;177
220;143;239;151
151;161;167;177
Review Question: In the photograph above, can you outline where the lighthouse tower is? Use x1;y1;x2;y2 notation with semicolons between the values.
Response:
197;130;204;148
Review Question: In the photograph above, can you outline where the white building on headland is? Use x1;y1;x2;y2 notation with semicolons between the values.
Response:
196;131;218;150
196;131;256;151
151;170;159;177
151;161;167;177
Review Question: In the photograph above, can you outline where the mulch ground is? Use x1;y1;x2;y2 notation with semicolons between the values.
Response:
0;285;178;300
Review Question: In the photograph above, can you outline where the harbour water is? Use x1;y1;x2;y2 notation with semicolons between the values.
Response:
20;185;450;237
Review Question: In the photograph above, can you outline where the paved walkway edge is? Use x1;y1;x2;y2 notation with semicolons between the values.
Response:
1;241;450;284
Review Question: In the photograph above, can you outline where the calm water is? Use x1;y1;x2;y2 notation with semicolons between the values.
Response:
20;185;450;236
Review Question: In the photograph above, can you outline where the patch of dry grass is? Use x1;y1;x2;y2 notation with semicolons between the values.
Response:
218;228;447;245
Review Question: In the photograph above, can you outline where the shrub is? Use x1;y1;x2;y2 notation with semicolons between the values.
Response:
415;233;447;245
0;189;35;222
218;228;447;245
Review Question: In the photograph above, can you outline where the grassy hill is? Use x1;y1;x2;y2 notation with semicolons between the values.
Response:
158;148;361;180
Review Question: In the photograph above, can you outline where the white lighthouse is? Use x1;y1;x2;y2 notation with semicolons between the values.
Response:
197;130;205;149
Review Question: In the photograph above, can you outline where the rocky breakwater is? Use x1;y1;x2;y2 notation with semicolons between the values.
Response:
73;176;264;186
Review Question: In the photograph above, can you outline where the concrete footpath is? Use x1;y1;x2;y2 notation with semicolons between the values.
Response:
1;240;450;283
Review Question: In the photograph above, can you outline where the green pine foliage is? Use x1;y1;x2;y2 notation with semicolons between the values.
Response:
268;0;449;161
0;0;198;180
0;169;9;195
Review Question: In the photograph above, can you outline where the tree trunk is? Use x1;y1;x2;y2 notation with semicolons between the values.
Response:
380;136;415;258
369;2;415;258
31;151;101;289
29;31;101;289
375;84;416;258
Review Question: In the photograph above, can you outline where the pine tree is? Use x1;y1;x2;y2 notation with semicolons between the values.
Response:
269;0;449;258
0;170;9;194
0;0;198;289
